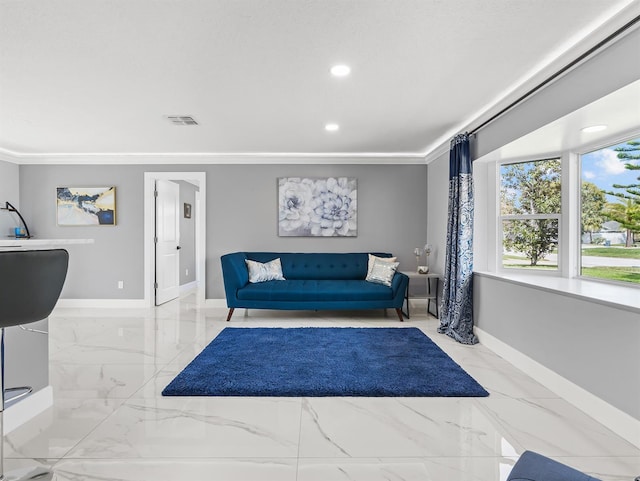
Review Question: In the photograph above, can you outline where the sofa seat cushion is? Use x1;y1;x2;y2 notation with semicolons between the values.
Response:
237;279;394;302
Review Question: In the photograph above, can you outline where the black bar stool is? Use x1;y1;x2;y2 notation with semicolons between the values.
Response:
0;249;68;481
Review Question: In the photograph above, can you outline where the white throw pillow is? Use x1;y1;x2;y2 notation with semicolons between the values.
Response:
245;258;286;283
366;257;399;287
367;254;397;276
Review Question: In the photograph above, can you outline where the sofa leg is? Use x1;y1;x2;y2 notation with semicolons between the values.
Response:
395;308;404;322
226;308;235;322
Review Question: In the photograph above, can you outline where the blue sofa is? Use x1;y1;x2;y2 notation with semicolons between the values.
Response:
221;252;409;322
507;451;601;481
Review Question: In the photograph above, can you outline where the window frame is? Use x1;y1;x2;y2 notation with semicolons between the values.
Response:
576;131;640;288
497;156;563;276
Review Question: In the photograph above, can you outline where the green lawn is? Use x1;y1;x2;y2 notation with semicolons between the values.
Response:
503;263;558;270
502;254;557;268
502;254;528;261
581;266;640;284
503;248;640;283
582;247;640;259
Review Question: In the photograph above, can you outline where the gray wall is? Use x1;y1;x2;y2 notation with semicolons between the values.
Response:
206;164;429;299
0;159;20;236
474;275;640;419
0;160;49;396
426;29;640;420
426;150;449;276
177;180;197;286
19;163;428;300
20;164;147;299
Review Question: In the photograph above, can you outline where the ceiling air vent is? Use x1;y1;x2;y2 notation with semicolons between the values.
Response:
166;115;199;126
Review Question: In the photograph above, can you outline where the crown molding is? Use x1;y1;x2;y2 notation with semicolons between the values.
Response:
0;149;427;165
0;149;22;164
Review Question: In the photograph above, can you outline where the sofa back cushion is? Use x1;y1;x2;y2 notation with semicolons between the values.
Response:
245;252;393;280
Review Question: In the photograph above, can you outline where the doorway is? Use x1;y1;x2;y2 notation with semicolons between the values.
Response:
144;172;206;307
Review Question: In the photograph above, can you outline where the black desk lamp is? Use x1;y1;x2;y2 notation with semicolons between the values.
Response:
1;202;32;238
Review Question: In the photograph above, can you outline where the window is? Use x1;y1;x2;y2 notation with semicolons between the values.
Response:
499;158;561;271
580;137;640;285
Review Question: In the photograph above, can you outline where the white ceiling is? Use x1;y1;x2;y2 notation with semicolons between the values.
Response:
0;0;637;162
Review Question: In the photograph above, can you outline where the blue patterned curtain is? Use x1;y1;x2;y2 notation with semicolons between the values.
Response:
438;133;478;345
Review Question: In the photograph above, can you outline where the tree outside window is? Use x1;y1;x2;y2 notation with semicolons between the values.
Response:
499;158;561;269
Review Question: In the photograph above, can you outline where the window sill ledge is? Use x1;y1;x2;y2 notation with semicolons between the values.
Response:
474;271;640;314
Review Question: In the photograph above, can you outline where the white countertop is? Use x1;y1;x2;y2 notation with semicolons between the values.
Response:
0;238;94;249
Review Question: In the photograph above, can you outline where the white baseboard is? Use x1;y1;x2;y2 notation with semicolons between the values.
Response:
56;299;148;308
180;280;199;295
475;327;640;449
4;386;53;435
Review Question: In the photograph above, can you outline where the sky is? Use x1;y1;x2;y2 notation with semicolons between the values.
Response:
581;137;639;202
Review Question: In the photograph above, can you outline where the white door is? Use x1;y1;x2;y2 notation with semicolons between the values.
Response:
155;180;180;305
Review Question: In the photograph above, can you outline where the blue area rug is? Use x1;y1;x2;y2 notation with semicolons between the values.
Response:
162;327;489;397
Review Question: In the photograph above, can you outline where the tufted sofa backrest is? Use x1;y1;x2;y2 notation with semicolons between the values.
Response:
245;252;393;280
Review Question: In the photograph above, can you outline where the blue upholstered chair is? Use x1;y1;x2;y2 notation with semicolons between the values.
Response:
508;451;603;481
0;249;69;481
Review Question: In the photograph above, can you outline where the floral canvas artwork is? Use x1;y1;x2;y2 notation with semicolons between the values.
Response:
56;187;116;226
278;177;357;237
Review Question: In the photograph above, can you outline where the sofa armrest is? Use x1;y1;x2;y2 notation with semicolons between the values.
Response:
507;451;601;481
220;252;249;306
391;271;409;298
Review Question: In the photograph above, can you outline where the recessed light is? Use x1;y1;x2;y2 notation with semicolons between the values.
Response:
325;123;339;132
581;125;607;133
330;65;351;77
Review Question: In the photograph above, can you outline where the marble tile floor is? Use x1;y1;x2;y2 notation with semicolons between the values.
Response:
3;293;639;480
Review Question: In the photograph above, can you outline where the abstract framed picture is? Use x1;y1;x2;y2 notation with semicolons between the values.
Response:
56;187;116;226
278;177;357;237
